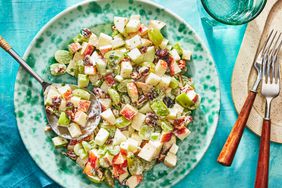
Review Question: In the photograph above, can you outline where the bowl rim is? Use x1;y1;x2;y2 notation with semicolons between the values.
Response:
14;0;221;187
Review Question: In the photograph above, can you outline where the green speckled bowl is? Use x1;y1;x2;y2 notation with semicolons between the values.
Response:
14;0;220;187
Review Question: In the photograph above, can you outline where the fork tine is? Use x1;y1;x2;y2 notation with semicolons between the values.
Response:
270;33;281;82
263;31;278;56
261;30;274;56
274;33;282;83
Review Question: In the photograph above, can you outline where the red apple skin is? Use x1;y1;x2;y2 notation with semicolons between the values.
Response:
161;132;173;143
78;100;91;112
104;73;115;86
82;44;95;57
120;106;137;120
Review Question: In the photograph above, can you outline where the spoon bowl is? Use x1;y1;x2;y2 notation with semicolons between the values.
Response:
44;84;101;140
0;36;101;140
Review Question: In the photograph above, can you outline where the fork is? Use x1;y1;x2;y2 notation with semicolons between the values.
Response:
217;30;277;166
255;32;281;188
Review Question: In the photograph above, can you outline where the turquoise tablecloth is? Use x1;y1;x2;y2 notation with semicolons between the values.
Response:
1;0;282;188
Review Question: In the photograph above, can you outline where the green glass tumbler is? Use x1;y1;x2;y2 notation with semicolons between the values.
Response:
201;0;267;25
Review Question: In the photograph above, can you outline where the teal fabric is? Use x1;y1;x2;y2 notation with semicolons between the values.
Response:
0;0;281;188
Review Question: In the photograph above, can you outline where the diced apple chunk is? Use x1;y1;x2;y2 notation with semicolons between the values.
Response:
167;108;177;120
88;33;98;47
113;129;127;146
141;38;152;47
135;82;152;94
174;127;191;140
126;138;139;152
138;141;163;162
99;98;112;110
120;61;133;78
143;46;155;63
118;168;129;183
125;35;142;50
98;33;112;48
149;20;166;30
78;100;91;112
114;17;128;34
84;66;96;75
170;49;181;61
155;59;168;76
131;112;146;131
164;152;177;168
139;102;152;114
112;35;125;49
126;175;143;188
95;128;110;146
145;73;161;86
182;50;192;60
169;60;182;76
100;109;116;125
125;15;141;33
159;39;169;49
68;123;82;138
169;143;179;155
74;111;88;127
70;96;81;107
57;85;72;99
120;104;138;120
131;133;142;146
158;75;171;88
81;43;94;57
127;48;142;63
138;142;156;162
45;86;61;105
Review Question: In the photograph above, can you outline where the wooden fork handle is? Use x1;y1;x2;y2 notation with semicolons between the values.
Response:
255;119;270;188
217;91;257;166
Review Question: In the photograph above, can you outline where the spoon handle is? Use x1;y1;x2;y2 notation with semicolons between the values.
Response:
0;35;49;88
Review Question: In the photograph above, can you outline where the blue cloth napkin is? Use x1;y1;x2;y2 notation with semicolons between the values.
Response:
1;0;282;188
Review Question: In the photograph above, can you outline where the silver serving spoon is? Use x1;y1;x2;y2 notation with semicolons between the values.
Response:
0;35;101;140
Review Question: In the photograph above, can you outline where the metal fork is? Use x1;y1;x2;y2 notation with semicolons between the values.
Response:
255;32;282;188
217;30;277;166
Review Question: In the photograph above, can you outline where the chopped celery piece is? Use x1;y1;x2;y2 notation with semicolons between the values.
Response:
115;116;131;128
150;101;169;116
148;28;164;46
176;93;194;108
72;89;90;100
108;88;120;105
169;77;179;89
150;132;161;141
74;60;84;77
78;74;89;88
139;125;154;140
82;141;92;153
58;112;70;126
160;121;173;132
73;34;88;43
173;43;183;56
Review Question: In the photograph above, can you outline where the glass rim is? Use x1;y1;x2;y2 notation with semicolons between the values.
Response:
200;0;267;25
